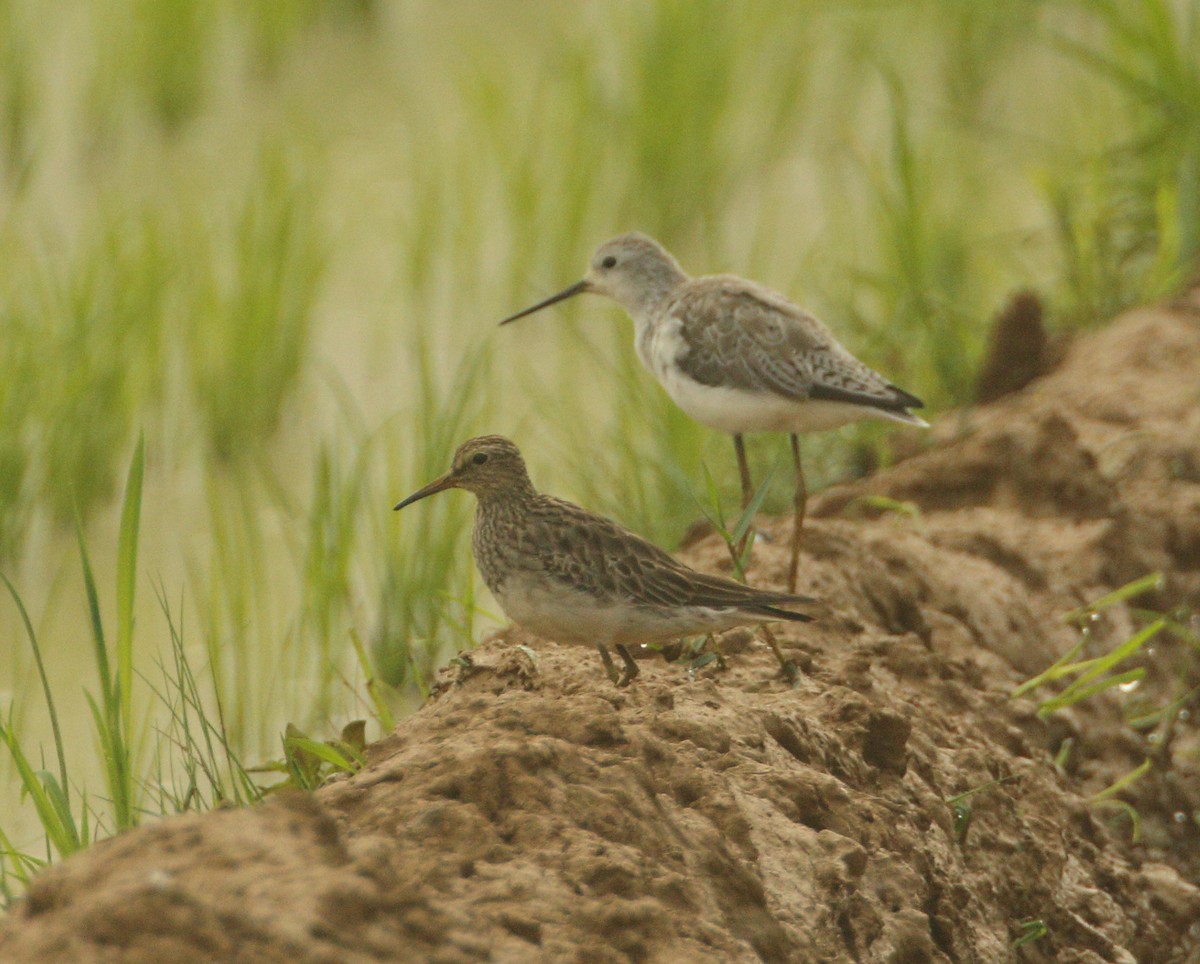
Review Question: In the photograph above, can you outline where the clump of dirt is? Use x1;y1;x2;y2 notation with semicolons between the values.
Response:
974;289;1062;404
2;297;1199;962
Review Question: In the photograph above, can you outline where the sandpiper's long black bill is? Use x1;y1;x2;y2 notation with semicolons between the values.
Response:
394;472;456;510
498;280;589;325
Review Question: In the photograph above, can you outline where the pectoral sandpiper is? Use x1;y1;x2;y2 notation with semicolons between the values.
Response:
500;233;928;591
394;435;814;686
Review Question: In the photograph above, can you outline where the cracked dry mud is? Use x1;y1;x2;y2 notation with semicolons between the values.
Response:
2;294;1200;962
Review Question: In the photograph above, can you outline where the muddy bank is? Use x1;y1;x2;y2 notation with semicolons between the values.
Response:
1;296;1199;962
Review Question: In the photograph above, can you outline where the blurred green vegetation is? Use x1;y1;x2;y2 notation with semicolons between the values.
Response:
1;0;1198;878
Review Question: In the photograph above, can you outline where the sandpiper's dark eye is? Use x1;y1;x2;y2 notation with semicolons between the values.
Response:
601;255;617;269
472;452;488;465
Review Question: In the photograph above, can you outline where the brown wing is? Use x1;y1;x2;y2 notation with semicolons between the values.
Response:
525;495;814;616
668;276;923;413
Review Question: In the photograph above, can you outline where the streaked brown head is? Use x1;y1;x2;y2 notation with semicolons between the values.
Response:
394;435;533;509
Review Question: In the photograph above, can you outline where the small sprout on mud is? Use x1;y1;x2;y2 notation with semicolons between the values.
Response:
1012;919;1048;948
1012;616;1165;718
1053;737;1075;774
944;775;1021;847
1089;758;1151;841
1061;571;1162;627
951;802;972;845
847;495;923;527
449;652;475;670
252;722;367;793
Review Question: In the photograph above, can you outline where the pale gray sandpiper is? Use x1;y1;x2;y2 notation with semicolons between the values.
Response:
394;435;815;686
500;232;929;592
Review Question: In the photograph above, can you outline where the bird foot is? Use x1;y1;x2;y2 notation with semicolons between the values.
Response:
760;626;801;685
616;644;640;687
598;645;622;686
599;644;640;686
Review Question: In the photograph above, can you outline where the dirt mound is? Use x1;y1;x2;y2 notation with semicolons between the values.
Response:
2;297;1199;962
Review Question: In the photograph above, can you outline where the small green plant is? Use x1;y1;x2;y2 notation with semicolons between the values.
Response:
1088;758;1152;841
1061;571;1164;626
1013;918;1048;949
250;721;367;793
139;586;262;816
848;494;924;526
1013;573;1166;718
693;462;780;583
1014;573;1173;839
944;774;1022;847
1013;617;1164;719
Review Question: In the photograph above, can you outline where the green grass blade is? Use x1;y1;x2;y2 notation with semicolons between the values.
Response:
115;434;145;743
0;711;81;857
1092;799;1142;841
1061;619;1165;691
0;573;69;792
943;773;1021;806
730;465;778;547
350;628;395;732
1037;668;1146;718
1010;638;1087;699
75;512;113;706
699;462;728;537
1090;758;1152;803
1127;684;1200;729
0;821;44;889
82;689;133;831
1061;572;1164;625
283;737;359;774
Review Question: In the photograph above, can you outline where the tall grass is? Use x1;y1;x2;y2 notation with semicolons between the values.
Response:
1048;0;1200;323
183;147;326;463
2;0;1198;882
0;443;261;900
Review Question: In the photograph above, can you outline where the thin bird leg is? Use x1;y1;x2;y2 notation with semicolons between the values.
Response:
733;434;755;560
788;433;807;593
760;625;798;684
596;644;621;686
615;644;640;687
733;434;754;509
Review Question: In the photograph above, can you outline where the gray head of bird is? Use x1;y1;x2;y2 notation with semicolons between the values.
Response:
499;232;689;325
394;435;533;510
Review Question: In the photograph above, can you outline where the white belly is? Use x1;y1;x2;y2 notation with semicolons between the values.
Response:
494;573;751;646
659;370;885;434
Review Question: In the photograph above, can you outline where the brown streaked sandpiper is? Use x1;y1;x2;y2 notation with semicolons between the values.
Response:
499;232;928;592
394;435;815;686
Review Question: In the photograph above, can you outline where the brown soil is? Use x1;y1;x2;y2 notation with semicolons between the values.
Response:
3;297;1200;962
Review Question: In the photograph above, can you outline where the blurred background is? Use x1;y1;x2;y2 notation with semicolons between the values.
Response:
1;0;1197;876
